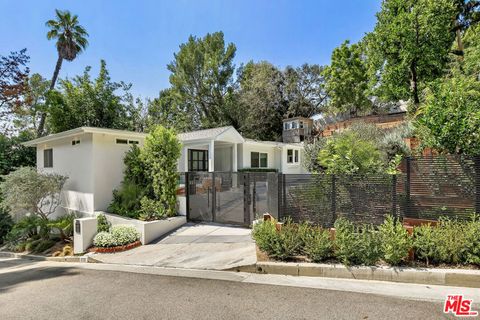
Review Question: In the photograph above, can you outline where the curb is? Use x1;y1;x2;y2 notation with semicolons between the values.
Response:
228;261;480;288
0;251;100;263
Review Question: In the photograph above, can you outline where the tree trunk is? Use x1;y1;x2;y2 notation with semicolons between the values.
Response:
37;55;63;137
410;61;420;108
456;28;464;59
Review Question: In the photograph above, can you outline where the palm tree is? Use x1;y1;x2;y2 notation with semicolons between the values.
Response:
37;9;89;136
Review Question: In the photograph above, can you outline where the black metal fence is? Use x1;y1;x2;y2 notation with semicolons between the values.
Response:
278;155;480;227
182;156;480;227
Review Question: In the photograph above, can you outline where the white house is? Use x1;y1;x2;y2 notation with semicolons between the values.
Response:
24;122;308;216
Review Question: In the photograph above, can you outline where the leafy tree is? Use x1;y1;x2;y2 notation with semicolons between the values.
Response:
141;126;181;217
47;60;140;133
284;63;326;118
0;167;68;220
366;0;457;107
0;49;29;132
237;61;287;141
147;88;192;132
38;9;89;136
167;32;236;129
452;0;480;58
323;41;371;116
317;131;384;175
0;131;36;176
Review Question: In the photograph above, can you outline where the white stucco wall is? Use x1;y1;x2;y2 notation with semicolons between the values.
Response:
214;145;233;172
36;133;95;215
92;133;145;212
240;142;278;170
280;146;307;174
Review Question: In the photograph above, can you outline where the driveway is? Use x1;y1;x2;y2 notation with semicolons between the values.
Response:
91;223;256;270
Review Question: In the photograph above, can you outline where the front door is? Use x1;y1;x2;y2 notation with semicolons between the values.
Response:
188;149;208;172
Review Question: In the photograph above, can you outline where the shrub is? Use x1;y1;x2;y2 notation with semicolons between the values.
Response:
109;180;146;219
302;225;333;262
462;216;480;265
333;218;362;265
25;239;43;252
358;224;382;265
0;209;13;244
434;219;466;264
110;225;140;246
5;216;50;247
31;239;56;253
413;224;437;265
0;167;68;220
97;213;110;233
378;215;411;265
93;232;116;248
141;126;181;217
252;219;277;253
48;213;76;242
138;197;166;221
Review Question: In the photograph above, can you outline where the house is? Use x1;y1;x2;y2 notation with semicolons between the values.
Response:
23;125;307;216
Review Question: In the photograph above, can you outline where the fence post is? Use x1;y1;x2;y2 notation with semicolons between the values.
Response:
405;157;411;218
331;174;336;225
392;174;398;219
211;172;216;222
185;173;190;221
475;156;480;214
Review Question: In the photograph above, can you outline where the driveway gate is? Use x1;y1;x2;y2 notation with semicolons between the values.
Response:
185;172;278;226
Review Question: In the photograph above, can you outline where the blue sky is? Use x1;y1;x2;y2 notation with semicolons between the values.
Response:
1;0;380;99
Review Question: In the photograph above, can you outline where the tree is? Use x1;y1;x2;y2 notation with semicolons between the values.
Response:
323;41;371;116
237;61;287;141
47;60;139;133
452;0;480;58
0;131;36;176
0;167;68;220
366;0;457;108
147;88;193;132
38;9;89;136
167;32;236;129
15;73;49;132
141;126;181;217
284;64;327;118
0;49;29;132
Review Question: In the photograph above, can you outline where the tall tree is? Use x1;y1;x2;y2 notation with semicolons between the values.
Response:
284;64;326;118
38;9;89;136
47;60;139;133
167;32;236;129
15;73;49;132
366;0;457;109
237;61;287;141
147;88;192;132
0;49;29;132
452;0;480;58
323;41;371;116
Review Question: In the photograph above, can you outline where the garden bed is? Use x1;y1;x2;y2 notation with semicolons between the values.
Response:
88;240;142;253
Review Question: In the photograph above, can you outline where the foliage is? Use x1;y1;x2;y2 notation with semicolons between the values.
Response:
47;60;141;133
30;239;56;253
93;232;116;248
416;73;480;156
110;225;140;246
413;223;438;265
318;131;384;175
141;126;181;217
14;73;49;132
252;219;277;253
96;213;110;233
0;49;30;132
0;167;68;219
462;215;480;265
93;225;140;247
380;123;413;161
0;209;13;244
334;218;382;266
303;138;326;173
109;181;146;219
366;0;457;106
138;197;166;221
301;225;333;262
0;131;36;175
323;40;371;115
4;215;50;249
147;88;192;132
237;168;278;173
48;213;76;242
167;32;236;129
378;216;411;265
252;219;303;260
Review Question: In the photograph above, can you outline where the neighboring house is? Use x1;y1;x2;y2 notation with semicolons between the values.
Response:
24;125;307;215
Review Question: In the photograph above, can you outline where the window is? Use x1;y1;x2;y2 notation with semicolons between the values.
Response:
116;139;128;144
287;149;299;164
292;121;297;129
284;122;288;130
251;152;268;168
188;149;208;171
72;139;80;146
299;121;304;129
128;140;139;145
44;149;53;168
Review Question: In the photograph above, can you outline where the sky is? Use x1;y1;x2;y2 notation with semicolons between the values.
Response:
1;0;381;99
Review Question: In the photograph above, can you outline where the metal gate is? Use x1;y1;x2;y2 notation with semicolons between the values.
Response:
186;172;278;226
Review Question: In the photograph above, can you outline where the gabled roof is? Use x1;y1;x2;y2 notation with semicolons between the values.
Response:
178;126;244;143
23;127;147;146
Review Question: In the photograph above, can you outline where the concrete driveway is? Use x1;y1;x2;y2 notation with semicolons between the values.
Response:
91;223;256;270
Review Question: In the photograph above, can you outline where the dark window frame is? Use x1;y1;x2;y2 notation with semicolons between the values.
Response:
188;149;208;172
251;152;268;168
44;149;53;168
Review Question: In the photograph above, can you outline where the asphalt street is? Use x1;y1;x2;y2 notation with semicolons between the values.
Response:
0;259;450;320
